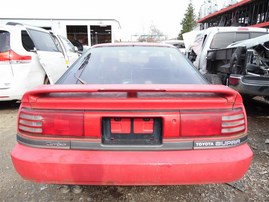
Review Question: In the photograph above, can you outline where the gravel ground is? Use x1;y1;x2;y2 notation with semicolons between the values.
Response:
0;99;268;202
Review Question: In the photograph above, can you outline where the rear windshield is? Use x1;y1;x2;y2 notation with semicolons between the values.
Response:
0;31;10;52
210;32;267;49
58;46;207;85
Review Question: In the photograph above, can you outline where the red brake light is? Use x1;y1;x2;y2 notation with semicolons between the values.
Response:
180;108;246;137
0;51;10;61
0;50;31;63
237;27;249;31
18;108;84;136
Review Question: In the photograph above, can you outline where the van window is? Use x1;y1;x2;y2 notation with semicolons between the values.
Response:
235;32;250;41
21;31;35;51
210;32;236;49
26;29;60;52
0;31;10;52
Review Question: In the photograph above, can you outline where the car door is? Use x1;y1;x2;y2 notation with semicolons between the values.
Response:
56;34;80;67
26;28;68;84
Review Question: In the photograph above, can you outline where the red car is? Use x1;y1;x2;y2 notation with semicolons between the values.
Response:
11;43;252;185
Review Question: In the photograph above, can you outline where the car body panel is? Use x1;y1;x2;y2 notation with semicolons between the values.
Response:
185;26;269;74
34;50;67;84
11;143;252;185
11;43;252;185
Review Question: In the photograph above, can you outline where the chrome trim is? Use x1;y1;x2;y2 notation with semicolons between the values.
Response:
17;135;70;149
194;135;247;149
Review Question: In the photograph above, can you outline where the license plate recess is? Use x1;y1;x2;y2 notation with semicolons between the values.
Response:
102;117;162;145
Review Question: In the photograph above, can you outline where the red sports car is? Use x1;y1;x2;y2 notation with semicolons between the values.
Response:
11;43;252;185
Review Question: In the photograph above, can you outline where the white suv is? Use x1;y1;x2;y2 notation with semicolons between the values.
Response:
0;23;80;101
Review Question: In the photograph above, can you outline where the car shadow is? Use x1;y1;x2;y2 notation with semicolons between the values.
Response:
0;101;21;110
244;96;269;117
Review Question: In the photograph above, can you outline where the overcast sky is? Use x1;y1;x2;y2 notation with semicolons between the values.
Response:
1;0;223;40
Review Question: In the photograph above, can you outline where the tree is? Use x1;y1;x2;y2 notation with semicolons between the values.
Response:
137;24;167;42
178;0;197;40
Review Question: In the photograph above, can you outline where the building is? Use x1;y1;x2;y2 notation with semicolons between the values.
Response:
198;0;219;19
197;0;269;29
0;18;122;47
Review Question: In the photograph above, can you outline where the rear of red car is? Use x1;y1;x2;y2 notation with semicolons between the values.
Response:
11;84;252;185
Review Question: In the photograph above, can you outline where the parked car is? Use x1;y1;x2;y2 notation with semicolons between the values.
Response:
0;22;80;101
184;26;269;75
206;33;269;99
161;40;186;53
11;43;252;185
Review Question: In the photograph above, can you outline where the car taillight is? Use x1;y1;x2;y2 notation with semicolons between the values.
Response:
18;108;84;136
180;108;246;137
0;50;31;63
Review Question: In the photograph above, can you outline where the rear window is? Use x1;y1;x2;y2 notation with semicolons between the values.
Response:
210;32;267;49
0;31;10;52
58;46;207;85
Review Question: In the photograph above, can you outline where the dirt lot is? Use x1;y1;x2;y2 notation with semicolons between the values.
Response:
0;98;268;202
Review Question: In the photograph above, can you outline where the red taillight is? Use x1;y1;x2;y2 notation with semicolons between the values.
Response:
18;108;84;136
180;108;246;137
0;51;10;61
237;27;249;31
0;50;31;63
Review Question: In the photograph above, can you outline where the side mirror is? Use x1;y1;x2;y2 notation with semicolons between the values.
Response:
71;40;84;52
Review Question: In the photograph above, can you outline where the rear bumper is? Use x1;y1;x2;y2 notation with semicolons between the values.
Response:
0;86;24;101
229;74;269;96
11;143;253;185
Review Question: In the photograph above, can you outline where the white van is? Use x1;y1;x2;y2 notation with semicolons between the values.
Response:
185;26;269;74
0;23;80;101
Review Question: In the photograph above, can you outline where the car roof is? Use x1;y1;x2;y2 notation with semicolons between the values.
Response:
91;42;176;49
0;22;51;33
203;26;269;34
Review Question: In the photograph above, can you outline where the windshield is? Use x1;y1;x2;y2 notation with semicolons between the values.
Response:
57;45;207;85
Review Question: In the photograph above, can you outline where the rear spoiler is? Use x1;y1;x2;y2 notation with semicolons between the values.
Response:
22;84;241;103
